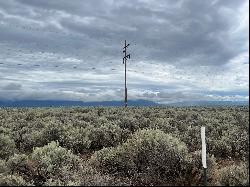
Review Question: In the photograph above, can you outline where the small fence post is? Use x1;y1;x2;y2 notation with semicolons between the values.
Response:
201;126;207;186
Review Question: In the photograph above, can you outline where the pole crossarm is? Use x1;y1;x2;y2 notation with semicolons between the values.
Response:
123;43;130;49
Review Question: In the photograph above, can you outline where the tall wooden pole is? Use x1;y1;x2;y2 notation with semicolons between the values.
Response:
123;40;130;107
125;40;127;107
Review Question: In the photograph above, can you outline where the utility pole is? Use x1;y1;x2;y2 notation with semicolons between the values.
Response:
123;40;131;107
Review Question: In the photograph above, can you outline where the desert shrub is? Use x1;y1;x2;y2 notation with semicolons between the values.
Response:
0;174;32;186
118;116;140;133
42;120;92;154
177;125;201;152
0;159;9;174
21;130;47;152
11;124;32;152
149;117;178;134
60;126;91;153
44;178;80;186
88;123;127;150
106;113;120;121
6;154;29;175
0;106;249;186
137;117;151;129
216;163;249;186
0;134;16;159
42;120;63;143
0;126;11;135
227;129;249;159
176;111;189;121
178;150;217;186
80;112;98;123
207;128;249;160
30;141;81;185
92;145;135;176
92;129;188;183
233;112;249;131
79;160;130;186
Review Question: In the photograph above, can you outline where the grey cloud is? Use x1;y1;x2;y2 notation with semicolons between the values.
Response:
1;83;22;90
0;0;248;102
1;0;248;66
141;92;158;98
156;91;206;101
139;90;249;103
15;0;111;18
0;90;75;101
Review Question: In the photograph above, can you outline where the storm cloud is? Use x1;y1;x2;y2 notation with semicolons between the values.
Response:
0;0;249;103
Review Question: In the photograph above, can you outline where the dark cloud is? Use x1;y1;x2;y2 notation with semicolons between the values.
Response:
1;83;22;90
1;0;247;65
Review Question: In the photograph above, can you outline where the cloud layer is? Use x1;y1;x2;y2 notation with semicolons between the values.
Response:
0;0;249;103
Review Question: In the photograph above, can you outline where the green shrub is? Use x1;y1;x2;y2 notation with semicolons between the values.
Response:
0;126;11;135
60;126;91;153
216;163;249;186
0;174;32;186
0;159;9;174
227;129;249;159
42;122;62;142
0;106;249;186
0;134;16;159
93;129;188;183
207;128;249;160
30;141;81;185
44;178;80;186
179;150;217;185
149;117;178;134
177;125;201;152
79;160;130;186
88;123;125;150
118;116;140;133
42;121;91;154
21;130;47;152
6;154;29;175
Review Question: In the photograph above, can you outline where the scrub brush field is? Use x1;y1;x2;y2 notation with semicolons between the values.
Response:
0;106;249;186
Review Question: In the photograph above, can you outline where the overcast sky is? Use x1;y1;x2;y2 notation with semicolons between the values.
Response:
0;0;249;103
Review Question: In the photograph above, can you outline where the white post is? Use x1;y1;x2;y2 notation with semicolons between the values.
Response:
201;126;207;186
201;127;207;168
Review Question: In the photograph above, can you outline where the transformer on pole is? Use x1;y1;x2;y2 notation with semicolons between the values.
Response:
123;40;131;107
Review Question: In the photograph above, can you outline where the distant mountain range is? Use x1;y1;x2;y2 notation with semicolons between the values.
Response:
0;99;158;107
165;100;249;107
0;100;248;107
